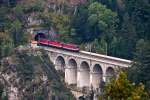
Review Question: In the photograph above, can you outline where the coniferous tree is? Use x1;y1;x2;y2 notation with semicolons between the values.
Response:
128;39;150;92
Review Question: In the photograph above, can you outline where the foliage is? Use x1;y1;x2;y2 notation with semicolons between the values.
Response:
104;72;148;100
0;0;46;59
71;0;150;60
125;0;150;40
0;3;29;49
0;32;13;59
128;39;150;92
72;2;118;42
88;2;118;35
39;12;73;42
93;38;107;54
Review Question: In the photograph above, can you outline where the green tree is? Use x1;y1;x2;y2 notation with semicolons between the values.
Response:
13;5;24;18
117;13;137;59
71;4;89;43
128;39;150;92
104;72;148;100
0;32;13;59
86;2;121;56
40;12;72;42
93;38;107;54
71;2;119;43
88;2;119;40
9;19;24;46
126;0;150;40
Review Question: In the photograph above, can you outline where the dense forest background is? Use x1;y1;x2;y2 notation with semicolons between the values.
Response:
0;0;150;93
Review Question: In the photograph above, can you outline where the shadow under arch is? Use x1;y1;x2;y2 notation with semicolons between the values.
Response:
68;59;77;69
55;56;65;71
106;67;116;82
93;64;103;74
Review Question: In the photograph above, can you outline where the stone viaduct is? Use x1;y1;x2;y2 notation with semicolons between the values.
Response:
35;45;132;90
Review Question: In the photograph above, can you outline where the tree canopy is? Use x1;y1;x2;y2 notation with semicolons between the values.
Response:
128;39;150;92
104;72;148;100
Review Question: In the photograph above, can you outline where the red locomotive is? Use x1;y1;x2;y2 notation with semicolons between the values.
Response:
62;43;79;51
37;39;79;52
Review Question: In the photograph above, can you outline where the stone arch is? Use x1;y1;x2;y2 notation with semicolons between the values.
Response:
78;61;90;88
34;33;46;41
80;61;90;70
55;56;65;71
91;64;103;89
106;67;115;82
68;59;77;69
93;64;103;74
65;58;77;85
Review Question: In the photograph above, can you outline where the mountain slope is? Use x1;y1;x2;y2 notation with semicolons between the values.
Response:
0;47;74;100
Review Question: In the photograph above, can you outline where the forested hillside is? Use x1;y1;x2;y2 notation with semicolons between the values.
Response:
0;0;150;96
0;0;149;59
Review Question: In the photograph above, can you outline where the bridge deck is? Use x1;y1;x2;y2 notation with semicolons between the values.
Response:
80;50;131;63
36;45;132;67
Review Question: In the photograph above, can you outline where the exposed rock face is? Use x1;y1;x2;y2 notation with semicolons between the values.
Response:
68;0;87;6
0;47;74;100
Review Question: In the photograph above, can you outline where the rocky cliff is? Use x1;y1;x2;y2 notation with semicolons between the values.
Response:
0;47;74;100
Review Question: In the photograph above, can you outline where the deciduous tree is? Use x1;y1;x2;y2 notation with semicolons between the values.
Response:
104;72;148;100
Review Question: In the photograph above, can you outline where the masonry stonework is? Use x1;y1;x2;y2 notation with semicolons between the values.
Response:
41;46;131;90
